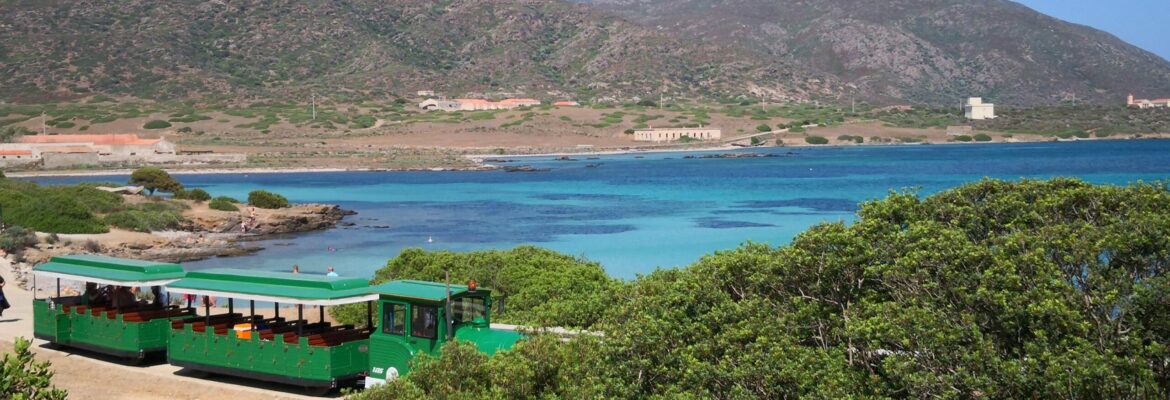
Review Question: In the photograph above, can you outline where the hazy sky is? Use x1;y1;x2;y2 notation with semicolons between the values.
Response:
1014;0;1170;61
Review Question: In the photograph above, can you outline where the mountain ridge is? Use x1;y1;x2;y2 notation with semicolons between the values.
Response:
0;0;1167;105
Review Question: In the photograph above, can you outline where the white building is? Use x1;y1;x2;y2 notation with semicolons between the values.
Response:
633;128;722;142
417;90;436;97
1128;94;1170;109
963;97;995;120
418;99;461;111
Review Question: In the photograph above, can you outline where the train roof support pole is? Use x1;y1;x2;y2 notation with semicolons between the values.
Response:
298;305;304;337
366;301;372;329
274;302;279;319
319;306;324;324
250;300;256;332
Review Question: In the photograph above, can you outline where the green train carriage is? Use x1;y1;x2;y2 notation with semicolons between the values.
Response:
31;255;192;362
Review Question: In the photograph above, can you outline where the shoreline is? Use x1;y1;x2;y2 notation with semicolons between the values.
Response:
8;136;1165;178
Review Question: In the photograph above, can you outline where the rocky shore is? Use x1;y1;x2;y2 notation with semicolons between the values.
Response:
6;202;353;290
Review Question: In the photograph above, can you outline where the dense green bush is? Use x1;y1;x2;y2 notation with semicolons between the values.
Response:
0;188;107;234
142;120;172;129
973;133;993;142
176;188;211;202
755;124;771;132
356;179;1170;399
247;190;289;209
102;201;186;232
0;337;68;400
209;196;239;211
804;135;828;145
954;135;973;142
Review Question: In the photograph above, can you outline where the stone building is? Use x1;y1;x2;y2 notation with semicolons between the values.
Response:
633;128;722;142
963;97;995;120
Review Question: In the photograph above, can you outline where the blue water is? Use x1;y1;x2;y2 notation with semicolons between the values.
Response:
29;140;1170;279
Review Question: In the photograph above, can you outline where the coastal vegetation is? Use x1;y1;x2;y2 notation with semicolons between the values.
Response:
804;135;829;145
350;178;1170;399
247;190;289;209
209;196;240;212
0;337;68;400
129;167;182;196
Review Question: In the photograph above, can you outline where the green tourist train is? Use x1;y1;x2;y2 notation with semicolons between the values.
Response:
31;255;523;394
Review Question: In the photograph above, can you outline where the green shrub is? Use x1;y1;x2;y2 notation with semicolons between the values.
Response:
209;196;239;211
103;208;183;232
143;120;172;129
176;188;211;202
0;337;68;400
973;133;993;142
247;190;289;209
55;121;75;129
954;135;973;142
789;126;806;133
756;124;771;132
804;135;829;145
0;189;108;234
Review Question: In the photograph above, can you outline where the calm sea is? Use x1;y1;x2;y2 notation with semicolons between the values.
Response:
29;140;1170;279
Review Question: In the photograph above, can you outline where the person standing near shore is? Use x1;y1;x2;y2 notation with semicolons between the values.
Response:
326;267;338;277
292;264;300;274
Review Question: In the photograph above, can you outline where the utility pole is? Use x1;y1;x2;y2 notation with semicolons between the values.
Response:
311;92;317;121
41;111;46;135
851;94;856;114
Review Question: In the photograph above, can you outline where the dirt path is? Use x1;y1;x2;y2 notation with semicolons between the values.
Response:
0;256;337;400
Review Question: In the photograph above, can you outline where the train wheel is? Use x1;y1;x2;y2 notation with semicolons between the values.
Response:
303;386;331;396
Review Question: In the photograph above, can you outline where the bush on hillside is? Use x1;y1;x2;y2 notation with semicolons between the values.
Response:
973;133;993;142
954;135;973;142
0;189;107;234
0;337;68;400
247;190;289;209
0;226;38;253
756;124;771;132
142;120;172;129
209;196;239;212
804;135;829;145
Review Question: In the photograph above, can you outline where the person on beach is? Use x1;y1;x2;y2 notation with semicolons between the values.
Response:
240;220;248;233
292;264;300;274
326;267;338;277
0;276;10;318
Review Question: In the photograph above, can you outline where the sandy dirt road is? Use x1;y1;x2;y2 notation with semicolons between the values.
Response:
0;257;340;400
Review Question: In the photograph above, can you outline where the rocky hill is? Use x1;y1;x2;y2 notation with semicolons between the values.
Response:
1;0;1168;105
573;0;1170;104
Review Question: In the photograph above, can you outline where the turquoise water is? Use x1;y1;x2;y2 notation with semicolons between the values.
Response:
31;140;1170;279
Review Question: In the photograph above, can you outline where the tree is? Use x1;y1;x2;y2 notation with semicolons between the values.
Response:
755;124;771;133
129;167;182;195
0;337;68;400
142;120;172;129
804;135;828;144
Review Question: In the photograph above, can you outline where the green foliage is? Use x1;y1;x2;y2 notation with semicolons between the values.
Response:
804;135;828;145
209;196;239;211
755;124;771;132
750;136;763;145
334;246;617;329
0;337;68;400
954;135;973;142
102;201;186;232
973;133;992;142
1;126;33;143
348;179;1170;399
0;226;38;253
176;188;211;202
0;183;108;234
636;99;658;107
789;126;806;133
142;119;172;129
129;166;182;195
836;135;864;143
247;190;289;209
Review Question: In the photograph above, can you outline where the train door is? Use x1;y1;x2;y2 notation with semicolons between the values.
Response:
368;300;412;384
409;303;440;354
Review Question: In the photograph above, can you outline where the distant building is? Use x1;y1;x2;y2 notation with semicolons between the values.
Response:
18;134;176;157
419;99;461;112
417;90;436;97
420;98;541;111
633;128;722;142
1128;94;1170;109
963;97;995;120
553;101;580;107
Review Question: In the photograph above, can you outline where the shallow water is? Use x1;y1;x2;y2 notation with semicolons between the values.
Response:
30;140;1170;279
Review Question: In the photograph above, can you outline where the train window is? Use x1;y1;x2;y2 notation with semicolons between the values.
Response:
411;305;437;339
382;303;405;335
453;297;486;325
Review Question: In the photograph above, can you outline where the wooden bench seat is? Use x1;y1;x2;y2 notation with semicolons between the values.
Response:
171;313;243;330
122;308;195;323
308;328;373;347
